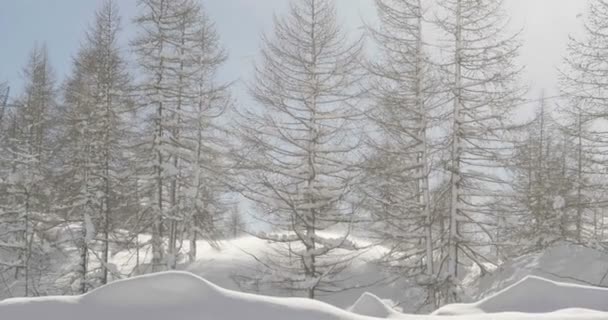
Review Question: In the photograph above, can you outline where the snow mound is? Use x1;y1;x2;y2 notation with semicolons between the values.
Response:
472;243;608;300
2;272;608;320
81;271;218;306
0;271;364;320
434;276;608;315
183;234;405;309
348;292;396;318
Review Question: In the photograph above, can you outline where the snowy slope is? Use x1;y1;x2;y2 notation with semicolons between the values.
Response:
4;235;608;317
0;272;365;320
109;238;608;311
470;243;608;300
1;272;607;320
0;233;420;310
433;276;608;315
167;235;417;309
348;292;400;318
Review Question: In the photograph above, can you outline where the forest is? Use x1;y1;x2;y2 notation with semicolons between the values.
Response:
0;0;607;314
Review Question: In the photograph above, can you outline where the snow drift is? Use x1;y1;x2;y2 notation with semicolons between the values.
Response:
348;292;398;318
1;271;608;320
0;271;362;320
4;237;608;319
471;242;608;300
182;234;413;309
433;276;608;315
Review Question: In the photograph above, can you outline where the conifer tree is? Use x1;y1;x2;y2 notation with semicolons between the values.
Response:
362;0;440;308
0;45;58;296
434;0;524;302
237;0;365;299
133;0;230;270
559;0;608;244
59;0;132;291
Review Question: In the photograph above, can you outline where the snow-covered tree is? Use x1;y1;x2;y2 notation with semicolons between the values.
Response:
57;0;133;292
434;0;525;302
559;0;608;245
361;0;440;308
507;98;577;254
133;0;231;270
237;0;365;299
225;207;246;239
0;82;8;126
132;0;195;270
0;45;58;296
180;7;232;264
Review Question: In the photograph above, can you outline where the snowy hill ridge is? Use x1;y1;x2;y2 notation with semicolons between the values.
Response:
1;271;608;320
348;292;398;318
469;243;608;300
0;272;360;320
434;275;608;315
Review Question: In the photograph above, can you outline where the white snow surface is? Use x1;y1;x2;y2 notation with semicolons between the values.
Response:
0;271;366;320
470;242;608;300
348;292;399;318
181;234;415;309
4;234;608;319
433;276;608;315
0;233;418;309
1;271;607;320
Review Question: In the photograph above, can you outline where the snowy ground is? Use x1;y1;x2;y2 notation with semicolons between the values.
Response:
1;271;607;320
180;235;420;309
432;276;608;315
468;243;608;300
2;237;608;319
3;234;608;314
88;233;424;310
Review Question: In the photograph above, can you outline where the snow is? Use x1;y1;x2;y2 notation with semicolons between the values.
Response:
180;234;407;309
552;196;566;210
0;272;366;320
1;271;608;320
4;234;608;320
5;233;608;315
470;242;608;300
84;212;95;242
433;276;608;315
348;292;399;318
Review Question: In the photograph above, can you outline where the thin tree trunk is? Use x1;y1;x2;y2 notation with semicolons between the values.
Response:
447;0;463;302
576;113;583;242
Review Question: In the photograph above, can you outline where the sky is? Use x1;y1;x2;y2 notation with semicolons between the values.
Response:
0;0;589;110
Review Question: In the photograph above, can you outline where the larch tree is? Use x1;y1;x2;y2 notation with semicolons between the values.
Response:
132;0;195;271
162;0;202;270
362;0;440;308
58;0;132;292
88;0;133;285
0;45;58;296
133;0;230;270
0;82;8;126
434;0;525;302
559;0;608;245
181;8;232;263
237;0;365;299
225;207;245;239
507;98;577;254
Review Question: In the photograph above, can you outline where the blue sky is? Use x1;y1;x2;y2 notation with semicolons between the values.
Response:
0;0;285;94
0;0;588;106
